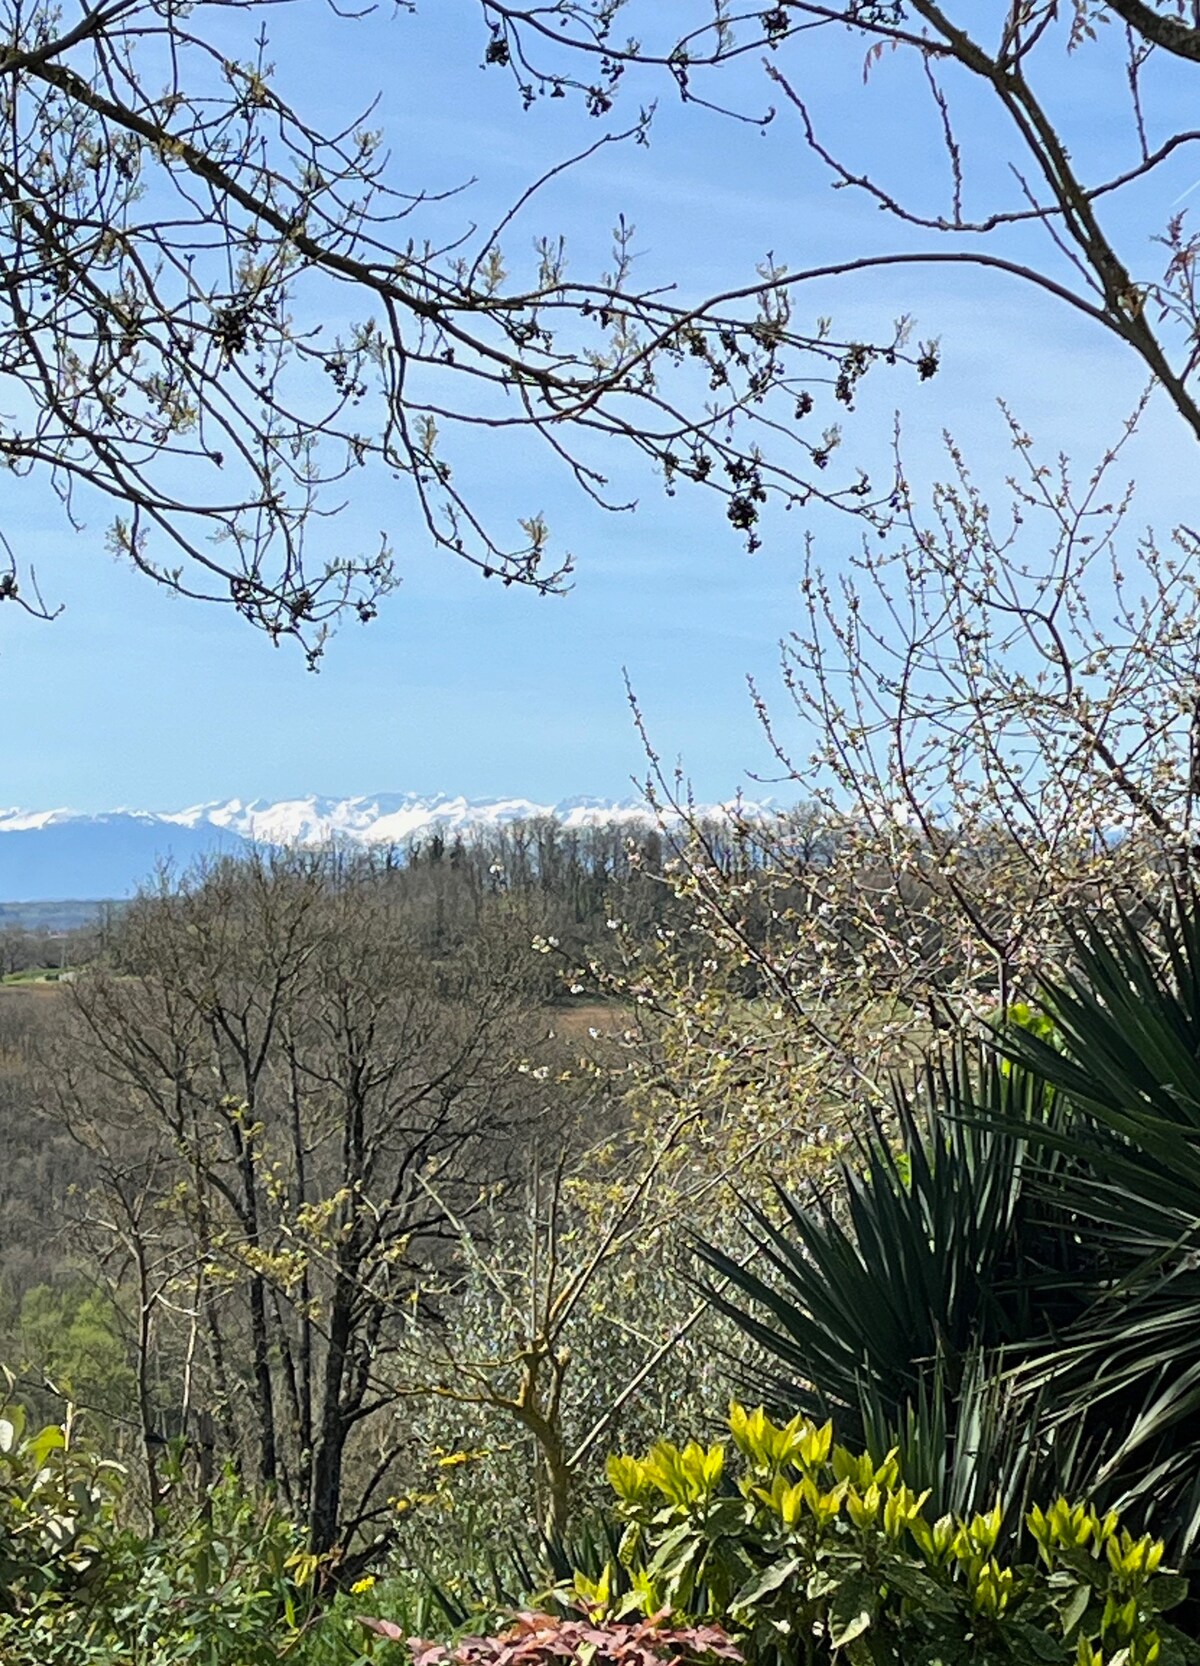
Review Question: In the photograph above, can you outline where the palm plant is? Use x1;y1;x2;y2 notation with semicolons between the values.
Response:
701;886;1200;1560
999;893;1200;1557
697;1048;1096;1519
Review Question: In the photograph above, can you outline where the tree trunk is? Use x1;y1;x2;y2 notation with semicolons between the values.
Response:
309;1266;355;1553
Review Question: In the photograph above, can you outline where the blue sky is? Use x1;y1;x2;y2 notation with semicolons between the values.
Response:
1;1;1194;812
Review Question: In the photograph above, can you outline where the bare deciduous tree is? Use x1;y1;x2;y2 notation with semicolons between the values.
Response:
0;0;954;658
483;0;1200;432
45;851;552;1554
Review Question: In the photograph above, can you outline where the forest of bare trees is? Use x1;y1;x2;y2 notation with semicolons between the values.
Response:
0;824;729;1556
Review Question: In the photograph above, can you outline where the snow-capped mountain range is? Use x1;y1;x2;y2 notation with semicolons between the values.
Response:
161;792;683;847
0;793;765;904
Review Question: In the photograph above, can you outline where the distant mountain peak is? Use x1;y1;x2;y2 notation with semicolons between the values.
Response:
0;791;775;902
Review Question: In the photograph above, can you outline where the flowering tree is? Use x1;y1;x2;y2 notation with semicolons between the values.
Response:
470;0;1200;1065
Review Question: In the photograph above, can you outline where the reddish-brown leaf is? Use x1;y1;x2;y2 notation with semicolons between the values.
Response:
359;1616;407;1642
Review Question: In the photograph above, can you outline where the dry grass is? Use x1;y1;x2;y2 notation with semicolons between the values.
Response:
545;1001;631;1040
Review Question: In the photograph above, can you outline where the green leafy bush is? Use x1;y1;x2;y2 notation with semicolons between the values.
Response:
0;1404;332;1665
588;1405;1193;1666
0;1400;124;1618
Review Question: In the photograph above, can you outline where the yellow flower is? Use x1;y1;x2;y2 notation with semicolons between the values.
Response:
437;1447;488;1468
350;1575;376;1595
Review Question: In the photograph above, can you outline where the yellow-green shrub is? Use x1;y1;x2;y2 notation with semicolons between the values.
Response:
575;1405;1194;1666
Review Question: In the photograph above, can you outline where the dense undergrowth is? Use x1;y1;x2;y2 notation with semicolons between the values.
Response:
4;1395;1197;1666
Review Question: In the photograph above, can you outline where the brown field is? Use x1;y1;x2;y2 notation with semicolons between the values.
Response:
544;1001;632;1040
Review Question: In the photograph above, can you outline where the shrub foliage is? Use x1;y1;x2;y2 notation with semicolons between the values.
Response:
593;1405;1191;1666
